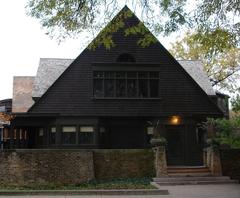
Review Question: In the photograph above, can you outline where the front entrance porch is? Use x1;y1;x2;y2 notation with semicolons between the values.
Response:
165;125;205;166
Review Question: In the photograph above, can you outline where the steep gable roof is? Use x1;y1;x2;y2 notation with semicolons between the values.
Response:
28;6;222;117
178;60;215;95
32;58;73;98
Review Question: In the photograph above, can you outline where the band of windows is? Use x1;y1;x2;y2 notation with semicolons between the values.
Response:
39;126;95;145
93;71;160;98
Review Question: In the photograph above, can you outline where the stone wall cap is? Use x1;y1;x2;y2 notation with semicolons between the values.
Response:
0;189;168;196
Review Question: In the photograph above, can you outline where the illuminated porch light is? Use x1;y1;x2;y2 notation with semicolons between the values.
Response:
170;116;181;125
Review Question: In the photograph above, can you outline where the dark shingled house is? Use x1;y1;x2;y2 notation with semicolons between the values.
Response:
9;6;226;166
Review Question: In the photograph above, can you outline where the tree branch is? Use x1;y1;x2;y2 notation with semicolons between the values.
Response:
211;66;240;86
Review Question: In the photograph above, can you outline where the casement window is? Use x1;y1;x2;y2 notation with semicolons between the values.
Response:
38;128;44;145
50;127;56;144
62;126;76;144
99;127;106;133
79;126;94;144
93;71;159;98
39;128;44;136
3;128;9;141
217;97;228;113
93;72;104;97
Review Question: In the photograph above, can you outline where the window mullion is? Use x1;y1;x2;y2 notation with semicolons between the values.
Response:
158;72;160;97
114;72;116;97
148;72;150;98
137;72;139;97
103;72;105;97
125;72;127;98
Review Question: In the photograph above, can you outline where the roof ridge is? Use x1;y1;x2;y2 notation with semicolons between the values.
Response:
13;76;35;78
178;59;201;62
40;58;74;60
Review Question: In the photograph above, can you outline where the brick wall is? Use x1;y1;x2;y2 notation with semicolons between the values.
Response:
93;149;155;180
0;149;154;186
0;150;95;186
220;149;240;182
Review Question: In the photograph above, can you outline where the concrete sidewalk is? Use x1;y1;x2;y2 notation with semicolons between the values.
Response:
159;183;240;198
0;184;239;198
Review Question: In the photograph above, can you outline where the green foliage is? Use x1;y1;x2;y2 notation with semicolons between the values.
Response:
206;138;220;150
26;0;240;49
87;10;157;50
205;117;240;149
88;9;132;50
79;178;155;189
0;178;155;190
170;31;240;91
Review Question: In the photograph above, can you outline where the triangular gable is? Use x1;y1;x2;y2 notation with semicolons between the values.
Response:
28;6;222;117
87;5;157;50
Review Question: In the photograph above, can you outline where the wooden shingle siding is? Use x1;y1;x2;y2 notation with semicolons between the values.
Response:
28;10;222;117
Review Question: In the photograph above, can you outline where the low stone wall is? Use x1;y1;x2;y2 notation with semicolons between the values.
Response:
220;149;240;182
0;149;154;186
93;149;154;180
0;150;95;186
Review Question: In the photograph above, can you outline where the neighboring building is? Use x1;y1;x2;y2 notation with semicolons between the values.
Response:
0;99;12;149
0;99;12;114
10;6;226;166
215;91;230;118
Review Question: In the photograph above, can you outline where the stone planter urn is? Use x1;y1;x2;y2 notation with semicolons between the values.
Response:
150;138;167;147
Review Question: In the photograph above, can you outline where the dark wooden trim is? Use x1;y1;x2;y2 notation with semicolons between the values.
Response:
92;62;164;66
91;97;162;100
93;66;163;71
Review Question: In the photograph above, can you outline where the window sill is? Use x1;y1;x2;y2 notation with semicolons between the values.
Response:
56;144;96;148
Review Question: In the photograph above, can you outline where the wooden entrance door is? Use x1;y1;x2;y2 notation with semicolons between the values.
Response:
166;125;204;166
166;125;185;165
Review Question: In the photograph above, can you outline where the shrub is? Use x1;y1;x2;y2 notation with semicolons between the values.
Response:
208;117;240;148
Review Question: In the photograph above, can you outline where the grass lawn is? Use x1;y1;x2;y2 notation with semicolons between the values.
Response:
0;178;156;190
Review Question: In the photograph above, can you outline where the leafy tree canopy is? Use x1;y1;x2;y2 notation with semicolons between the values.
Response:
26;0;240;48
170;30;240;92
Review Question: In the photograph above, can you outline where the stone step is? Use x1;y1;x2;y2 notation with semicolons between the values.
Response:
154;179;238;186
167;172;212;177
168;169;211;173
167;166;212;177
153;176;232;182
167;166;208;169
167;167;210;173
167;166;211;176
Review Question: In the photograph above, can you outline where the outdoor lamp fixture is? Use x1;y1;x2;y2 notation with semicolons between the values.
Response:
170;115;181;125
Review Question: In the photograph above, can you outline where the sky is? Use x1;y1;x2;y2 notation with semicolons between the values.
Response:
0;1;176;100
